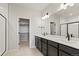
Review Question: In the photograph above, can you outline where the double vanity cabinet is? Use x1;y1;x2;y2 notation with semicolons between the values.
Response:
35;36;79;56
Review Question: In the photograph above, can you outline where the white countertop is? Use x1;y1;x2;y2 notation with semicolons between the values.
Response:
35;34;79;49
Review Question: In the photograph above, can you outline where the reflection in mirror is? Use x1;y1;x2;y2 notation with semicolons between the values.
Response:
60;24;67;36
68;23;79;38
50;22;56;35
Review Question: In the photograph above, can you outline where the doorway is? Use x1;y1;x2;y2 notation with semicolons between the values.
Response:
19;18;29;47
50;22;56;35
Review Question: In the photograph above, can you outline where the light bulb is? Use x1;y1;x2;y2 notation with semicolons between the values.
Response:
42;13;49;19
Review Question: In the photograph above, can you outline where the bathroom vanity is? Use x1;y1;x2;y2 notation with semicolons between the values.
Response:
35;35;79;56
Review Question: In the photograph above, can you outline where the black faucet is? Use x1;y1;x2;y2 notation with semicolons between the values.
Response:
67;32;70;41
66;24;70;41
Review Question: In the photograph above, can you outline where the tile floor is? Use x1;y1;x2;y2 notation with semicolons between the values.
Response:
3;41;43;56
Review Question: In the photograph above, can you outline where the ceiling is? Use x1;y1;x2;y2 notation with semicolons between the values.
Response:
13;3;50;12
43;3;61;15
10;3;79;18
55;3;79;18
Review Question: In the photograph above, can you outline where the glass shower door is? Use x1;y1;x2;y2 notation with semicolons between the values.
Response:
0;14;6;56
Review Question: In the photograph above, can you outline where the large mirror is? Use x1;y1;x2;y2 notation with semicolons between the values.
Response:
68;23;79;38
41;14;60;36
60;22;79;38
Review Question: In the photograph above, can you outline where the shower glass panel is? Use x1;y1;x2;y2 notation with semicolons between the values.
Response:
0;14;6;56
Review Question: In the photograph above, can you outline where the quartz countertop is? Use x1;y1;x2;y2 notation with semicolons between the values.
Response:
35;34;79;49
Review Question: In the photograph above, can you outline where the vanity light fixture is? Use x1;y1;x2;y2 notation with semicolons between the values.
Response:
42;13;49;19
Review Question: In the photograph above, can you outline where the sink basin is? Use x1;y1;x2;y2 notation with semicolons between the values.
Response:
60;37;79;44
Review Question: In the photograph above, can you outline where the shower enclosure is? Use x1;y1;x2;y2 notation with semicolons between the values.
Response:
0;14;7;56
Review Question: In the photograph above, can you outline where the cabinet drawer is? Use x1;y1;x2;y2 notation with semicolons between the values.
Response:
42;47;47;56
59;44;79;56
59;50;70;56
38;43;41;51
48;40;58;48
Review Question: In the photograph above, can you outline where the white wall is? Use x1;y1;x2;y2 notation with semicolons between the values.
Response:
8;4;19;50
8;4;42;50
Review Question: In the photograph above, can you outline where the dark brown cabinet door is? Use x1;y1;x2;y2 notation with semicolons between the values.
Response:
41;42;47;56
35;36;41;51
35;36;79;56
48;40;58;48
38;38;41;51
35;36;38;48
42;47;47;56
59;50;70;56
59;44;79;56
48;45;57;56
